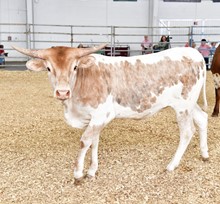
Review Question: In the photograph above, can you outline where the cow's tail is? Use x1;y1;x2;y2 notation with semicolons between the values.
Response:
202;66;208;112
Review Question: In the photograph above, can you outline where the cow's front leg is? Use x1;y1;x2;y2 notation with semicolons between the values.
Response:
87;134;100;178
74;125;103;183
74;136;92;181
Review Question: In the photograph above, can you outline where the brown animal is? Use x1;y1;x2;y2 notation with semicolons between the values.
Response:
210;45;220;117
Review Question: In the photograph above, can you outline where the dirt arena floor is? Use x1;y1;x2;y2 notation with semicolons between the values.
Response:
0;70;220;204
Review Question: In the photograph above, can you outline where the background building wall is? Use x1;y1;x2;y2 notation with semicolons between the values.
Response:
1;0;220;27
158;0;220;21
0;0;26;24
0;0;220;59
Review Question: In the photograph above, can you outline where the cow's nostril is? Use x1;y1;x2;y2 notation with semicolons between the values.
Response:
66;90;70;97
55;90;71;99
56;90;61;97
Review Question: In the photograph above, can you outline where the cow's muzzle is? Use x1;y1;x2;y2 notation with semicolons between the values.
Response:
55;89;71;100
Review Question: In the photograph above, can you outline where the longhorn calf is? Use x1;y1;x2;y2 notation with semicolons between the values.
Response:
210;45;220;117
13;45;209;183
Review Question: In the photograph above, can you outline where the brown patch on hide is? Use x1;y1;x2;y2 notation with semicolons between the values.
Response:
80;141;85;149
73;54;203;111
46;46;75;71
73;56;112;108
179;57;201;99
109;56;203;112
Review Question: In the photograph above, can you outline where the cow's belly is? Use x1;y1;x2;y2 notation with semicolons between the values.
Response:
212;73;220;89
114;83;187;119
114;102;164;119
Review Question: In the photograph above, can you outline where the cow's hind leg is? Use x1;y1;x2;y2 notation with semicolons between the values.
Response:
167;108;194;171
211;88;220;117
193;104;209;160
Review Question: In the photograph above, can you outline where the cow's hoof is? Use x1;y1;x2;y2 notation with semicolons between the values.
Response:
166;164;176;172
202;157;209;162
211;113;218;117
74;177;84;185
85;174;96;180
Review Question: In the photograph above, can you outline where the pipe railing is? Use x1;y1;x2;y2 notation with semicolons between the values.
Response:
0;23;220;68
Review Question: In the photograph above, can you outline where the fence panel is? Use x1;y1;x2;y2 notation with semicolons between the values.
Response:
0;23;220;68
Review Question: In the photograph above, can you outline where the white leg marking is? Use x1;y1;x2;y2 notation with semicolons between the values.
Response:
167;110;194;171
74;139;92;179
87;135;100;177
74;124;104;180
193;104;209;159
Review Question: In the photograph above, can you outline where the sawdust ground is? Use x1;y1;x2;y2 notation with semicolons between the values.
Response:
0;70;220;204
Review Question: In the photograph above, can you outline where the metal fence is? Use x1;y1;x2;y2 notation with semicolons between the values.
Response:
0;23;220;68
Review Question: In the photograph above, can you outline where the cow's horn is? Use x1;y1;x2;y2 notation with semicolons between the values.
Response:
77;43;107;57
12;46;46;59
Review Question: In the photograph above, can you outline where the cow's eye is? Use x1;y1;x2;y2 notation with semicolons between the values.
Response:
47;67;51;72
74;66;77;71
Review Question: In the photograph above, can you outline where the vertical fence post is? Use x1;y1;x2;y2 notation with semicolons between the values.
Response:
110;26;115;56
71;25;73;47
189;26;193;47
26;24;31;49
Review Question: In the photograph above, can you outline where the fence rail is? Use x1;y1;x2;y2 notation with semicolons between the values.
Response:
0;23;220;68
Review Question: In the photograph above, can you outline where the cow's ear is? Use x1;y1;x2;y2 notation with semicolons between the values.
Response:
26;59;47;71
78;56;95;69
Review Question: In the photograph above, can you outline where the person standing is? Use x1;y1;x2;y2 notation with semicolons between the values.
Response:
198;39;211;70
141;35;152;54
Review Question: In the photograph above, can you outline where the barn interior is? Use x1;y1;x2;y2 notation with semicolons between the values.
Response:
1;1;220;203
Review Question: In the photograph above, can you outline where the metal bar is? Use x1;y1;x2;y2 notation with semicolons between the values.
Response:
71;26;73;47
1;22;220;64
32;0;35;49
29;32;72;35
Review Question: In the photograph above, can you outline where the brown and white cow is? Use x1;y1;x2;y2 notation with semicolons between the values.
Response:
211;45;220;117
13;45;209;183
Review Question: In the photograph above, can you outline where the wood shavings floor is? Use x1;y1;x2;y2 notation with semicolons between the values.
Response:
0;70;220;204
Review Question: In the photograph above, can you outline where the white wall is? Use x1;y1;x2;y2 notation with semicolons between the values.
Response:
158;0;220;20
0;0;27;56
0;0;26;24
0;0;151;56
1;0;220;59
31;0;149;26
1;0;220;27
